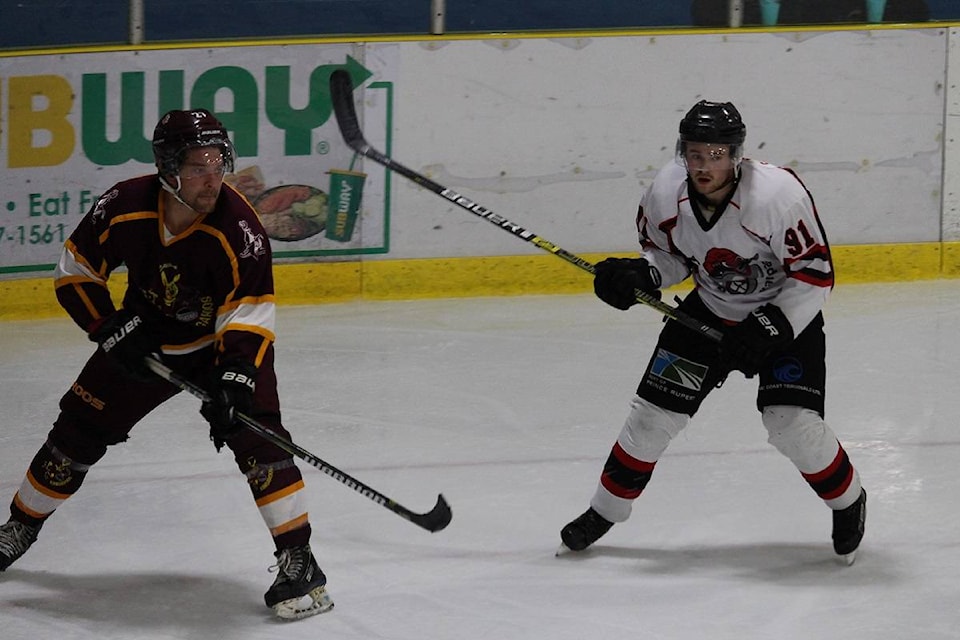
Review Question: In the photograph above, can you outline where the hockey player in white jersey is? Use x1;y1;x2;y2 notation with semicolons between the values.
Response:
559;100;867;563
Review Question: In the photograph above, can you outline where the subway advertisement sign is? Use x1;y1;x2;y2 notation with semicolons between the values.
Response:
0;43;396;273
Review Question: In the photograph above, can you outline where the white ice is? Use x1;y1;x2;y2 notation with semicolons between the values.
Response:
1;280;958;639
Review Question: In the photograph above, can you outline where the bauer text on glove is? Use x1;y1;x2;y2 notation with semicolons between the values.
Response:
89;309;159;381
201;363;257;450
718;304;793;376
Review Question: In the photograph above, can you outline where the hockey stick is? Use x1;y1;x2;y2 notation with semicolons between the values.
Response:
145;356;452;533
328;69;723;343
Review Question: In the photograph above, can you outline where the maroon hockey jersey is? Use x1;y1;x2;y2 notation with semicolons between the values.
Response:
54;174;275;368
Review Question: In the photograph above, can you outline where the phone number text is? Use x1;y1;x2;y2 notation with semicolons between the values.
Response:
0;224;67;245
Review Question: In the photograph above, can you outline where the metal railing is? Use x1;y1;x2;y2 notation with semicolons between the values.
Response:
1;0;930;51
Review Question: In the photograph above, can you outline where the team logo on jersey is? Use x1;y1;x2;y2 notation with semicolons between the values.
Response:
156;263;200;321
703;247;762;295
238;220;266;260
161;266;182;308
650;348;708;391
142;263;208;325
91;189;119;222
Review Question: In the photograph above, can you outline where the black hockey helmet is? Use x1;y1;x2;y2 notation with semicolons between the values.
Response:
678;100;746;145
152;109;235;176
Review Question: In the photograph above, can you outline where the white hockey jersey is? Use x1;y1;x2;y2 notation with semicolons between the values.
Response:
637;159;833;336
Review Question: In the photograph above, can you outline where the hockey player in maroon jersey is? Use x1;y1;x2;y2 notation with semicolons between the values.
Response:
0;109;332;619
560;101;867;563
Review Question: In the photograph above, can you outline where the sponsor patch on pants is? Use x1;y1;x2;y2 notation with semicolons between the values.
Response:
650;348;708;391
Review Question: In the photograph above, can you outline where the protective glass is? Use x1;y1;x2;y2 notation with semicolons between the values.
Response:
179;151;227;180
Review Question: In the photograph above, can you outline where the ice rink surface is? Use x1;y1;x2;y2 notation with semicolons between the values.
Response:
1;280;958;639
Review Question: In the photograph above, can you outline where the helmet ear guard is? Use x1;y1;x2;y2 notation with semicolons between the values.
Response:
152;109;235;176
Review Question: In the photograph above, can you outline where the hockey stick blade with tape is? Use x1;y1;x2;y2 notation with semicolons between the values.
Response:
328;69;722;343
145;356;452;533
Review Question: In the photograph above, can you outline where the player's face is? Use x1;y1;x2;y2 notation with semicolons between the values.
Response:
176;147;226;214
682;142;736;198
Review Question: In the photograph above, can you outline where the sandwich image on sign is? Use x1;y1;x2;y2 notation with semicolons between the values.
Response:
226;166;329;242
255;184;329;241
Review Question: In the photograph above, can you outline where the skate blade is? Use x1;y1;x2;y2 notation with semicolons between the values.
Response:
555;542;587;557
273;585;334;621
839;549;858;566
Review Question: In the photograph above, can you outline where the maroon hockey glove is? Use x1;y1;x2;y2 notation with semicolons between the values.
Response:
89;309;159;381
593;257;662;311
201;362;257;451
718;304;794;376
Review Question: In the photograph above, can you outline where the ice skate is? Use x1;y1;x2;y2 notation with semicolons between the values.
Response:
557;507;613;555
0;519;40;571
832;489;866;565
264;544;333;620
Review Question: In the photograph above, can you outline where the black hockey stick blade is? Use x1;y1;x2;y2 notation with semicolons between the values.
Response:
330;68;369;153
413;493;453;532
145;356;452;533
328;69;722;343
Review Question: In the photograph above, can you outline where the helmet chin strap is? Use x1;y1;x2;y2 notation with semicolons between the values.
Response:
159;174;201;214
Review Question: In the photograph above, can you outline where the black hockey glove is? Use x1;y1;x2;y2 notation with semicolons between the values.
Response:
89;309;159;381
201;362;257;451
593;257;662;311
718;304;794;377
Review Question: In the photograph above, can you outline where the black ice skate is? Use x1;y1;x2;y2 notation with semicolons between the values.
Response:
558;507;614;554
0;519;40;571
832;489;867;565
264;544;333;620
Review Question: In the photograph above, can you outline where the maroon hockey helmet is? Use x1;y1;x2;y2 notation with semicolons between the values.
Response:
152;109;235;176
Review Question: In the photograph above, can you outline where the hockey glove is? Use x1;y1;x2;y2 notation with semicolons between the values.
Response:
593;257;662;311
89;309;159;381
201;362;257;451
718;304;794;376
